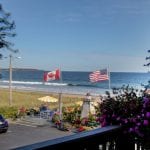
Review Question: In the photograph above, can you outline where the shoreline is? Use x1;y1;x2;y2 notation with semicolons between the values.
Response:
0;86;102;99
0;87;86;98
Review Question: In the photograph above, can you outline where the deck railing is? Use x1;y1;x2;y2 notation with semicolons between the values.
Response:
14;125;147;150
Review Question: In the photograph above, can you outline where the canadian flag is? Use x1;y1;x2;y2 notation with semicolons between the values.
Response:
43;69;61;81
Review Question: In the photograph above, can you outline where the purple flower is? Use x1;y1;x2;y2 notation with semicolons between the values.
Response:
134;126;139;132
137;115;141;119
143;120;149;126
116;117;121;121
112;114;117;118
142;113;145;117
129;128;134;132
99;117;104;123
143;97;149;103
102;114;107;118
130;118;136;123
123;119;128;124
136;122;141;126
146;112;150;118
143;97;150;108
101;121;107;127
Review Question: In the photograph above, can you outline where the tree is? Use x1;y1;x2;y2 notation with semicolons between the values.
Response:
143;50;150;89
0;3;18;58
144;50;150;70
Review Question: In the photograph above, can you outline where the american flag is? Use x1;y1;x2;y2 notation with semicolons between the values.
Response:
89;69;109;83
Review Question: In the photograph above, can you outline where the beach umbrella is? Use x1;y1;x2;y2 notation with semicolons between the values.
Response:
38;96;58;103
75;101;83;106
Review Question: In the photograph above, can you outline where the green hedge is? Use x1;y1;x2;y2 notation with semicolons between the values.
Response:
0;107;18;119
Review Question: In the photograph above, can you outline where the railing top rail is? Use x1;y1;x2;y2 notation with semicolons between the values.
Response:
14;125;121;150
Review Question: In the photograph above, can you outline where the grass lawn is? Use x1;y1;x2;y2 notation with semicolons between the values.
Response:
0;88;84;109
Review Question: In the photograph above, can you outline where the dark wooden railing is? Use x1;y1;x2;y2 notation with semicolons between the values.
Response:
13;125;146;150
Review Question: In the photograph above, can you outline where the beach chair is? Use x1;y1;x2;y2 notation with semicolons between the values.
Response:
40;110;52;120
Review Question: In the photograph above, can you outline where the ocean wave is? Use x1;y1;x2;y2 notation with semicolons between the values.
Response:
68;83;98;87
44;82;67;86
0;80;105;88
0;80;68;86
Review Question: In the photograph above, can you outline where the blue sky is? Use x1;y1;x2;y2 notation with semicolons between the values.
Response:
0;0;150;72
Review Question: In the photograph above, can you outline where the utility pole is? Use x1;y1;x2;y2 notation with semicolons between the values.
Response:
4;54;20;106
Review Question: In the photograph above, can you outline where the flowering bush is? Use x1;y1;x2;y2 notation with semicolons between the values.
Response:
51;112;61;125
98;86;150;144
63;105;81;123
62;105;99;131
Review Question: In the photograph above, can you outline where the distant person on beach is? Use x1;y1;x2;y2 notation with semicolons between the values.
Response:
18;106;26;118
81;93;91;118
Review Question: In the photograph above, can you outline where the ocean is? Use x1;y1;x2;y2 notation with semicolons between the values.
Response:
0;70;149;96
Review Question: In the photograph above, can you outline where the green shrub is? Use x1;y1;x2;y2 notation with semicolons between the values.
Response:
0;106;18;119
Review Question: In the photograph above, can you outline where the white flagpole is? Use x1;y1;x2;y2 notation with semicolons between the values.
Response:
58;68;63;121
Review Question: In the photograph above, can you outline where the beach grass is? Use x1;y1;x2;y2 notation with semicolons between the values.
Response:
0;88;84;110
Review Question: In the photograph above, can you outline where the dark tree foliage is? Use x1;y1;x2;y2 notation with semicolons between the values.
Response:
144;50;150;67
143;50;150;89
0;4;18;58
